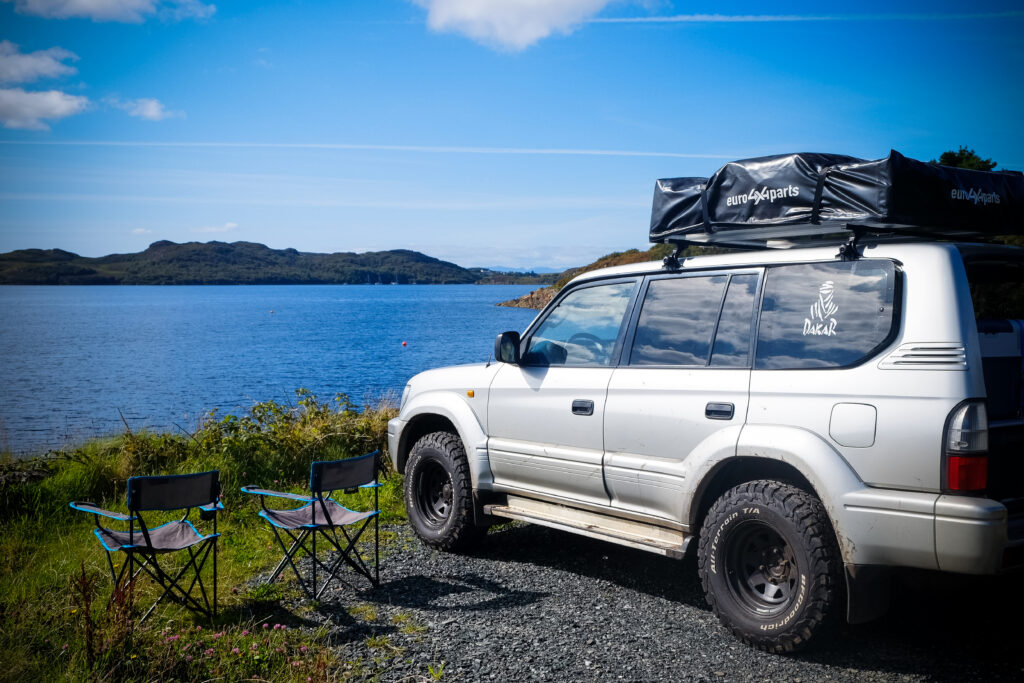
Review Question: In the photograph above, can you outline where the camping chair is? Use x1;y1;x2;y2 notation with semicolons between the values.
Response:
69;470;223;621
241;450;380;600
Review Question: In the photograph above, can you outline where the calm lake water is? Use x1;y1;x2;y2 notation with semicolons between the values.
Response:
0;285;539;455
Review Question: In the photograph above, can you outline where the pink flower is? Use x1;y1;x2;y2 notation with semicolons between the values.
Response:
241;630;249;636
262;623;269;629
204;648;215;656
231;647;240;655
185;655;193;662
293;661;301;668
250;643;258;651
273;623;282;630
300;645;307;653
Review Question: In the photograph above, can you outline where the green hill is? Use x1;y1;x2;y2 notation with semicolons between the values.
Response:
0;241;556;286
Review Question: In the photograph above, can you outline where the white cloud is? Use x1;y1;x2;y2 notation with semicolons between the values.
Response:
0;41;79;84
195;221;238;233
0;87;89;130
413;0;613;51
106;96;183;120
131;227;151;234
3;0;215;23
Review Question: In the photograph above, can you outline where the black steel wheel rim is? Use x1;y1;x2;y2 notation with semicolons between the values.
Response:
415;459;453;527
724;520;798;616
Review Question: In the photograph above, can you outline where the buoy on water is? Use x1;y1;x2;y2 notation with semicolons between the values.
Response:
402;341;407;347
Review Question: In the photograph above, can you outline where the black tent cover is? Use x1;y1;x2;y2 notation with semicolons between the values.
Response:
650;150;1024;246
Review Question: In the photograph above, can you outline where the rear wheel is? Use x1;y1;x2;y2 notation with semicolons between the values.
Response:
404;431;481;552
697;480;841;653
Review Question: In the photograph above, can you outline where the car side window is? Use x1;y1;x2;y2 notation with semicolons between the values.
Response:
629;275;728;366
711;273;759;367
755;260;897;369
522;281;637;366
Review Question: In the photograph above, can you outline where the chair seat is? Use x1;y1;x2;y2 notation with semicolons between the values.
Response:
95;520;215;553
258;499;377;530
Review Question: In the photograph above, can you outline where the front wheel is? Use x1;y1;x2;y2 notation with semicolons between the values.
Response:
697;480;841;653
404;431;481;552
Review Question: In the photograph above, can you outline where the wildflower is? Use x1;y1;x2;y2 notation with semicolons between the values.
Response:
275;647;284;654
205;648;215;656
262;623;269;629
231;647;240;655
62;644;68;650
300;645;308;653
131;654;137;659
71;609;77;614
273;623;282;630
185;655;193;662
250;643;258;651
241;629;250;636
195;625;202;632
293;661;301;668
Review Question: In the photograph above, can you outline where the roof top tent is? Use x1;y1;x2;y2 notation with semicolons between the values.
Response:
649;150;1024;252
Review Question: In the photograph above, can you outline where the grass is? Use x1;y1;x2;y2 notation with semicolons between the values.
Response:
0;390;403;682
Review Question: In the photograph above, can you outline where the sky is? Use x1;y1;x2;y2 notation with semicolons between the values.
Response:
1;1;1022;270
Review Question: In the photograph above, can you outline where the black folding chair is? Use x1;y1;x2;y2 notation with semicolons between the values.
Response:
242;450;380;600
70;470;222;621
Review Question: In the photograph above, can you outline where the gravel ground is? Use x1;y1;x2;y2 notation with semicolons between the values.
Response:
289;523;1022;682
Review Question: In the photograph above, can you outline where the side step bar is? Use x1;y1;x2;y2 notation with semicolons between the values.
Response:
484;495;690;559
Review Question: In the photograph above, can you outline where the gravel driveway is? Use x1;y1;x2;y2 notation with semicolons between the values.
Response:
302;522;1022;682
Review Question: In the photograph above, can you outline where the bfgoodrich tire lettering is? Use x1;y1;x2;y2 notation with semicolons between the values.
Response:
404;431;481;552
697;480;841;653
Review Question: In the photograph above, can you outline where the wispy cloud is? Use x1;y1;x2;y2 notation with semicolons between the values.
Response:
587;11;1024;23
3;0;215;23
194;221;238;233
0;88;89;130
131;227;151;234
0;139;733;159
0;41;79;85
413;0;613;51
105;96;183;121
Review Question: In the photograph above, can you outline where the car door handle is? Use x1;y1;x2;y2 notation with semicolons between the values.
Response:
571;399;595;416
705;402;735;420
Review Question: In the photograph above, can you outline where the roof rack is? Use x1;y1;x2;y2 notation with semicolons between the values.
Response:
651;151;1024;259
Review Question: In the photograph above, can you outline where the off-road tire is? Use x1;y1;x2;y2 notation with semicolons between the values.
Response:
404;431;482;552
697;480;841;654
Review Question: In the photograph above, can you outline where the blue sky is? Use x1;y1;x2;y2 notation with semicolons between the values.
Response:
1;1;1022;270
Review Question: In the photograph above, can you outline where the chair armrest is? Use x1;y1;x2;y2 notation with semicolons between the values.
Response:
240;485;312;502
199;500;225;513
359;482;384;489
69;501;134;521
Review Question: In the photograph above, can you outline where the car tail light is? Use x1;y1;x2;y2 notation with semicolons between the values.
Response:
943;400;988;492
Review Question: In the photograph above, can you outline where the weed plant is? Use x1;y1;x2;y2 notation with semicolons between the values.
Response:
0;390;402;682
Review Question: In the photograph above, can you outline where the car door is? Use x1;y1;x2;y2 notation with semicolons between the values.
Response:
488;278;640;506
603;270;760;521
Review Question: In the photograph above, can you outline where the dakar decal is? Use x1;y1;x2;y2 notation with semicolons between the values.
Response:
803;281;838;337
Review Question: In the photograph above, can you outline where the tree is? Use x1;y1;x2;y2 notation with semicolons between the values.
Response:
931;146;997;171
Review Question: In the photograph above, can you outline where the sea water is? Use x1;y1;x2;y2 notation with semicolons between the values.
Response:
0;285;538;455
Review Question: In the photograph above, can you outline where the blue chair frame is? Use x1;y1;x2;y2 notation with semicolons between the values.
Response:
242;451;381;599
70;470;223;621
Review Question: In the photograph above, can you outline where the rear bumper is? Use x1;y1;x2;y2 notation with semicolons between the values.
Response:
841;489;1020;574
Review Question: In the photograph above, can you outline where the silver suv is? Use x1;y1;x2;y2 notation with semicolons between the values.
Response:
388;153;1024;652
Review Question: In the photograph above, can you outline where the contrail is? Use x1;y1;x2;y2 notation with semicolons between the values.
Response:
588;11;1023;23
0;140;734;159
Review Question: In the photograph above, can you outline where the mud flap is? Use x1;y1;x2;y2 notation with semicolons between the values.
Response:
845;564;892;624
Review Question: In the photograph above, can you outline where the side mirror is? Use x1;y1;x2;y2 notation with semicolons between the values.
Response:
494;331;521;364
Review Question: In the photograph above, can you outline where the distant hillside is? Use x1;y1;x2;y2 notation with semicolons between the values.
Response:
0;241;559;286
497;244;723;309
